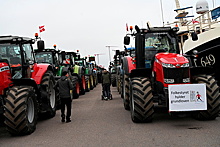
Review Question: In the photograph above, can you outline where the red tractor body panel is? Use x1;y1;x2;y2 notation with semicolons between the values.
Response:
31;63;50;84
154;53;189;87
0;62;12;95
126;56;136;73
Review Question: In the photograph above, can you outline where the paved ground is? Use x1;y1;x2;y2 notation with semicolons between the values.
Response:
0;84;220;147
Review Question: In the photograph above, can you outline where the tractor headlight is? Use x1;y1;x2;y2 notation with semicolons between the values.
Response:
181;63;189;67
162;63;175;68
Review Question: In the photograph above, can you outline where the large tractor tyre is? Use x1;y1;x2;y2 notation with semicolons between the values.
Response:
193;75;220;120
116;75;120;92
85;76;90;92
117;75;121;94
111;74;117;87
130;77;154;123
93;75;98;87
90;75;94;90
72;76;80;99
80;76;86;95
41;71;56;118
123;75;130;110
121;75;124;98
4;86;38;135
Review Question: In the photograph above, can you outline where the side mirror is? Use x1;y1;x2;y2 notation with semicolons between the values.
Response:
124;36;130;45
191;32;198;41
37;40;45;51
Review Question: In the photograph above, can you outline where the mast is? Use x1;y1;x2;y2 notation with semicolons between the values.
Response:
175;0;180;9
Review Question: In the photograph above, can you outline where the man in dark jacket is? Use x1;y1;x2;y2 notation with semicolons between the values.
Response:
101;70;112;100
54;71;73;123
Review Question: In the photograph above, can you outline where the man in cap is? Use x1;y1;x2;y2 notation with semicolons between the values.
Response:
54;71;73;123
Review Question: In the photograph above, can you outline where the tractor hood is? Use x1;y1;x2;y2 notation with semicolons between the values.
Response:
155;53;189;66
0;62;12;95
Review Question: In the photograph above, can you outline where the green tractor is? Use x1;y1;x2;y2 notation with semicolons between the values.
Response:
88;56;98;88
57;51;86;98
75;56;96;92
66;51;87;96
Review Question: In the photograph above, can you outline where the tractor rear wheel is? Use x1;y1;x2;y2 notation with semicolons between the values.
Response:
193;75;220;120
123;75;130;110
130;77;154;123
4;86;38;135
41;71;56;118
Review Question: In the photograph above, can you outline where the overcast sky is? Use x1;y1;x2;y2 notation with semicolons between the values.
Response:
1;0;219;68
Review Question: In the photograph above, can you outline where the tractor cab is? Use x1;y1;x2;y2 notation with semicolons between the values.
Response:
35;49;59;65
0;36;35;79
59;51;76;66
125;26;180;69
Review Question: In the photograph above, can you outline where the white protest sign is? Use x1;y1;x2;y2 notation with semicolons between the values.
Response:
168;84;207;112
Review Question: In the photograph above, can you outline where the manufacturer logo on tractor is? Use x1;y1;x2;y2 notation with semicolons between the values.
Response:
176;64;180;67
0;66;10;72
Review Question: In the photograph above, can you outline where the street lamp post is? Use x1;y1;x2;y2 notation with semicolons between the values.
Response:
106;46;118;63
94;53;105;65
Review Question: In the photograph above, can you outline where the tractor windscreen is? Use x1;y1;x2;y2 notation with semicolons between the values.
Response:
75;60;84;66
144;32;178;68
35;52;53;64
145;33;178;53
0;44;22;66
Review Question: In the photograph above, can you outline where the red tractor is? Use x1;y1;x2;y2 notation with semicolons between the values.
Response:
123;25;220;122
0;36;57;135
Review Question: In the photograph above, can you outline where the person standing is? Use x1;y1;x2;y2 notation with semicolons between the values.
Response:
54;71;73;123
101;70;112;100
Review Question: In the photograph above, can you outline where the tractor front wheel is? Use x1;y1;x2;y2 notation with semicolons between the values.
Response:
123;75;130;110
130;77;154;123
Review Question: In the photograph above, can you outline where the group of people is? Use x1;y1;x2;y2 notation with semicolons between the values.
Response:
54;69;112;123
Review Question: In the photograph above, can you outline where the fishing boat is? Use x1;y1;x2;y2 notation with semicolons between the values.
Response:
168;0;220;85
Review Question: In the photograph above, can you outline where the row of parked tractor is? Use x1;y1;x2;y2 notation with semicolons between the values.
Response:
0;34;103;136
110;24;220;123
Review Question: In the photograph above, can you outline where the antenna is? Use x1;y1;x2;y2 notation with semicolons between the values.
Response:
160;0;165;26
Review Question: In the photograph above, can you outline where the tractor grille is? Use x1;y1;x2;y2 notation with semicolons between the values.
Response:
163;67;190;84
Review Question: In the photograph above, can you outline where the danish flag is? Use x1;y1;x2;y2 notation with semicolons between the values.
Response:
39;25;45;32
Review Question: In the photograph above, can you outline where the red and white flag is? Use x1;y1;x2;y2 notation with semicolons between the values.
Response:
39;25;45;32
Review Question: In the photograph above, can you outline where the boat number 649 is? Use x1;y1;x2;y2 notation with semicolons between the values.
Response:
201;54;215;67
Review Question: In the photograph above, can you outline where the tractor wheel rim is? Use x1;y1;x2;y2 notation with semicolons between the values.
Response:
77;83;80;94
49;81;56;108
27;97;35;123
